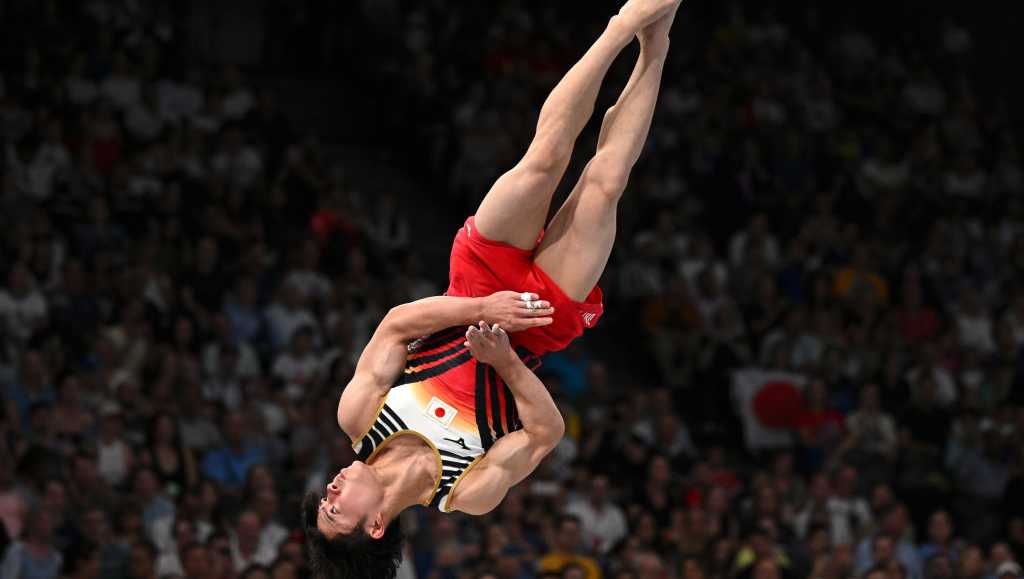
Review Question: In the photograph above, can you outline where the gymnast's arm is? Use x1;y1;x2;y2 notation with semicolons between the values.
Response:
447;323;565;515
382;292;553;341
336;294;555;440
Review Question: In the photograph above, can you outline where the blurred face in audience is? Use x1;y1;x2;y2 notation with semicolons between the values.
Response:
134;469;160;500
316;463;386;540
253;489;278;522
181;544;209;577
860;384;881;412
882;506;908;536
706;486;729;514
208;536;231;575
1009;517;1024;543
236;511;263;544
753;559;780;579
958;546;985;578
871;484;894;510
271;560;297;579
555;519;582;553
810;473;831;502
928;511;953;544
634;552;667;579
648;456;670;485
44;481;67;512
637;512;657;544
223;412;245;447
127;544;154;579
81;508;110;542
712;538;736;567
682;558;706;579
590;475;610;504
750;531;774;559
990;543;1012;566
279;540;303;566
887;562;908;579
172;519;194;547
808;527;831;555
873;536;895;564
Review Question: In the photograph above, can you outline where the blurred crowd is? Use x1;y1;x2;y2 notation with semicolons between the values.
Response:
2;1;1024;579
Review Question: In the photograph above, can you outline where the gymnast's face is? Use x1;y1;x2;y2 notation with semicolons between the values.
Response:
316;462;385;539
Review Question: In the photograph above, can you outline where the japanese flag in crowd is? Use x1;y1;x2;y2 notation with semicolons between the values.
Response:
731;368;807;451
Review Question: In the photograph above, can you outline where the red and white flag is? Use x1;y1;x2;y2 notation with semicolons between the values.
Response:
731;368;807;451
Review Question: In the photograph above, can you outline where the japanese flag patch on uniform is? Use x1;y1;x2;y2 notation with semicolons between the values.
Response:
425;397;457;428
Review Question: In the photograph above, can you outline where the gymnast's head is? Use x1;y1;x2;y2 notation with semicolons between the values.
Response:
302;463;404;578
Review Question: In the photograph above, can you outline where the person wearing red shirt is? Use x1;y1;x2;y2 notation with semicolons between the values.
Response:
797;382;845;472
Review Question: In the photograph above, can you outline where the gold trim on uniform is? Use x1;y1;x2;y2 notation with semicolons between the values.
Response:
441;455;484;513
365;430;445;507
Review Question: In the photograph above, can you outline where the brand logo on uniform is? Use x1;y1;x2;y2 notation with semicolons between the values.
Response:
425;397;457;427
443;437;470;451
582;312;597;327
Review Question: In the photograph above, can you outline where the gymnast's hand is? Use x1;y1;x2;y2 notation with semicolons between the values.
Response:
481;291;554;333
465;322;517;368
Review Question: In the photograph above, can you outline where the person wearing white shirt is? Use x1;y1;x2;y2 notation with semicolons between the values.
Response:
202;315;261;381
860;140;910;195
210;126;263;190
251;489;289;556
99;53;141;110
124;85;167;143
5;122;71;202
729;214;781;269
283;240;333;302
222;66;255;120
944;157;988;199
0;263;48;346
955;288;995;354
264;282;318;350
566;475;628;556
839;384;898;462
794;471;872;547
271;327;321;400
229;510;279;572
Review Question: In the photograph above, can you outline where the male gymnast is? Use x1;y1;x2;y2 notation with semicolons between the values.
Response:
304;0;683;576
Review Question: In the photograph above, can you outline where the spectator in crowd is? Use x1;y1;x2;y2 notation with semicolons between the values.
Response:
836;385;897;483
0;509;62;579
200;410;268;492
917;510;960;565
538;516;602;579
566;474;629;557
230;509;280;572
856;504;923;579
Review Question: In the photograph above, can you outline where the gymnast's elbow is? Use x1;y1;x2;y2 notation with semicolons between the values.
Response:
532;414;565;452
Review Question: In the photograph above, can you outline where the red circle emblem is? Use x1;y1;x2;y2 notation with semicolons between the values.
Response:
752;381;804;428
435;407;446;418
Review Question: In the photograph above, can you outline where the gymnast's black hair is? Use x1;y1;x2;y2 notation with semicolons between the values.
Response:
301;491;404;579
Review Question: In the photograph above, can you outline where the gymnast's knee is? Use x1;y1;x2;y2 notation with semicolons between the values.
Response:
582;154;630;203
